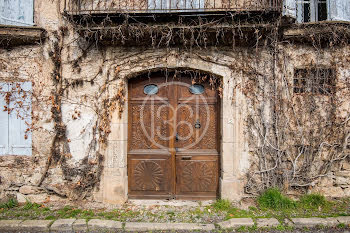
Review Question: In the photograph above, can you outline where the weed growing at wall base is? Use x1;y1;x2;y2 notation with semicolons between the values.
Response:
257;188;296;210
0;199;18;210
298;193;328;210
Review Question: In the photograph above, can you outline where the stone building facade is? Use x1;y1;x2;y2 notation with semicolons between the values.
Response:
0;0;349;205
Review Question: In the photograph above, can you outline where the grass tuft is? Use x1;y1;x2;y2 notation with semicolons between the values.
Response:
0;199;18;209
258;188;296;210
212;199;232;212
22;201;42;210
298;193;327;209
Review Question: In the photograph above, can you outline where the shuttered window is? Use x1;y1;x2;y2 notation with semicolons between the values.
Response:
294;0;350;23
284;0;297;18
0;82;32;156
148;0;204;11
329;0;350;21
0;0;34;26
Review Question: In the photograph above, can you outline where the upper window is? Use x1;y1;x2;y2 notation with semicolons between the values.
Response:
0;0;34;26
148;0;204;11
297;0;328;23
0;82;32;156
293;68;335;95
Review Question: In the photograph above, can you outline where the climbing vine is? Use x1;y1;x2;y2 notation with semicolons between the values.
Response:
0;0;349;201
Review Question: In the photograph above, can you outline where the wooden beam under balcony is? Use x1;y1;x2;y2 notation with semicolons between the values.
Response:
283;21;350;45
75;22;278;47
0;25;46;48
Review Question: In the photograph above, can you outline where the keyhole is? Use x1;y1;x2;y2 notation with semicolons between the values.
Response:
194;119;201;129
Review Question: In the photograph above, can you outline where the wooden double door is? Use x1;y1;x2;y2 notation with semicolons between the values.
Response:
128;72;220;200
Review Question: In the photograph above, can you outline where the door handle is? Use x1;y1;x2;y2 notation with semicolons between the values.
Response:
175;133;179;141
182;156;192;160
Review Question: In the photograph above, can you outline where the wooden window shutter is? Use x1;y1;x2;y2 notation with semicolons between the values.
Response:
0;83;9;155
329;0;350;22
148;0;203;11
283;0;297;19
8;82;32;156
0;0;34;26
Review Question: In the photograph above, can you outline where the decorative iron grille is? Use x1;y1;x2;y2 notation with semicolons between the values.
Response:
64;0;282;14
293;68;335;95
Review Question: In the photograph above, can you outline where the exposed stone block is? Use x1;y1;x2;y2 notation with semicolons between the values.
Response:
335;171;350;177
19;185;42;194
19;220;52;232
16;193;28;204
335;176;350;186
0;220;23;231
217;218;254;229
344;188;350;196
88;219;123;231
342;162;350;170
336;216;350;225
26;193;49;203
289;217;338;228
50;219;76;232
72;219;87;231
315;187;345;198
256;218;280;227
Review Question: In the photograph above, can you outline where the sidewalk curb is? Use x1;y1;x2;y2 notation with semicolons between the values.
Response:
0;216;349;232
124;222;215;231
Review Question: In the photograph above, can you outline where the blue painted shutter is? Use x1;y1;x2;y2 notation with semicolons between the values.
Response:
0;0;34;26
8;82;32;156
0;83;9;155
148;0;203;11
148;0;166;11
283;0;297;19
329;0;350;22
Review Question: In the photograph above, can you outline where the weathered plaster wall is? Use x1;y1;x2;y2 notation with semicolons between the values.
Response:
0;0;349;205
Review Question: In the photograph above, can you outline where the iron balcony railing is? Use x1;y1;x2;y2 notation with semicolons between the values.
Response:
64;0;282;15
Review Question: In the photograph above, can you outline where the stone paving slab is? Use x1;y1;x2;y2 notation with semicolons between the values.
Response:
288;217;339;228
124;222;215;231
0;216;349;232
73;219;88;231
50;218;76;232
0;220;23;231
256;218;280;227
19;220;53;232
88;219;123;231
336;216;350;225
217;218;254;229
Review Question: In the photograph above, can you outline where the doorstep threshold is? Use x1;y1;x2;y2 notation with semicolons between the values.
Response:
128;199;214;207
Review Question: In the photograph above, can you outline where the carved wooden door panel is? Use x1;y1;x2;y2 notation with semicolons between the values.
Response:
174;76;219;199
128;74;174;199
128;72;219;199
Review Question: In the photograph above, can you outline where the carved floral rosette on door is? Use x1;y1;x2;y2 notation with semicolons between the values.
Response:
128;72;220;199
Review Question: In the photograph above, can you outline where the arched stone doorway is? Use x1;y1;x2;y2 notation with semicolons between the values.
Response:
127;71;220;200
100;53;246;204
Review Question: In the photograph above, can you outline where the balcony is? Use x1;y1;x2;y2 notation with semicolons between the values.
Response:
64;0;282;15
